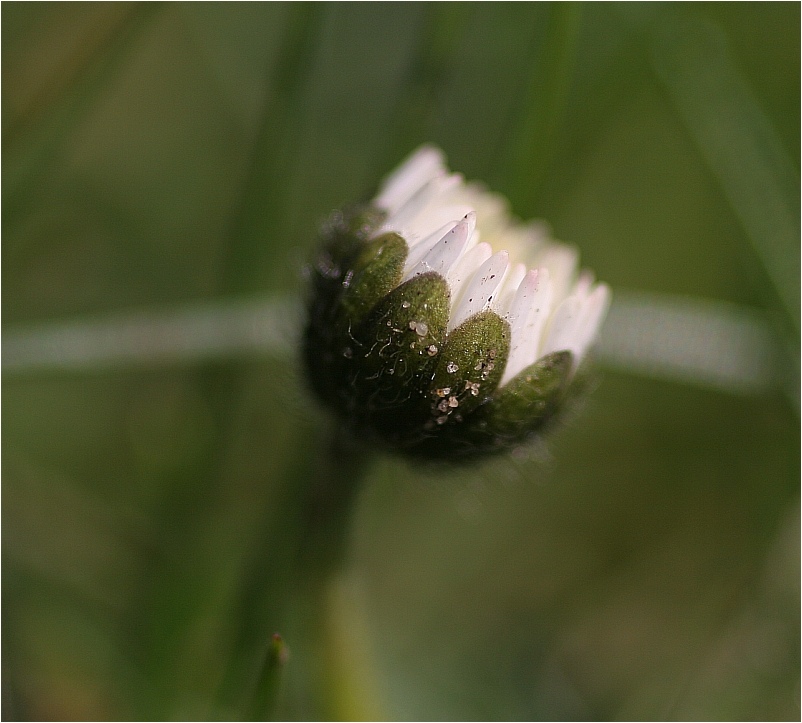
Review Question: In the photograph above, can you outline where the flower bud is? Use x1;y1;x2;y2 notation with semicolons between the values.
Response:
303;146;610;462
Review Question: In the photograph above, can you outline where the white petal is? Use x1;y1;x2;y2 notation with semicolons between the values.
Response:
522;271;553;364
374;145;445;214
492;262;526;316
501;270;540;385
572;270;595;302
570;283;611;364
445;241;492;298
447;184;509;236
449;251;509;331
381;173;462;235
539;294;582;360
535;244;578;303
403;204;474;249
501;269;553;384
405;214;474;281
403;221;457;277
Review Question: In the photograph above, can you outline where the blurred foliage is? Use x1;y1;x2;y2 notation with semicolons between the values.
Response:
2;2;799;721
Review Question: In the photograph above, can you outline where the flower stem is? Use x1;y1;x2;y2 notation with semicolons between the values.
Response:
219;425;373;721
280;430;373;720
296;428;372;576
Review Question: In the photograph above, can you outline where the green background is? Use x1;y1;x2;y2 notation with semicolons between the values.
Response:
3;2;799;720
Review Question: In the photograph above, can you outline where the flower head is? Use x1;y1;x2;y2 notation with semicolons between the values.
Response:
303;146;610;461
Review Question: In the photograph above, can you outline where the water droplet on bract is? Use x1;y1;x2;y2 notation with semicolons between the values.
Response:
401;301;411;309
446;362;459;373
448;396;459;408
427;345;438;356
415;321;428;336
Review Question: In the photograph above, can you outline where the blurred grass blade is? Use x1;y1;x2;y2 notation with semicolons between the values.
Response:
504;2;581;214
598;291;781;398
221;3;326;294
648;12;800;333
378;3;468;170
247;633;288;721
1;298;299;375
3;3;161;230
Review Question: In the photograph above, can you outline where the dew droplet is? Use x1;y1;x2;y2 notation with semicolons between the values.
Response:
427;345;438;356
446;362;459;374
401;301;411;309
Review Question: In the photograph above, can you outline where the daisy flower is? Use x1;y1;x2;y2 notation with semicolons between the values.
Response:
303;146;610;461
